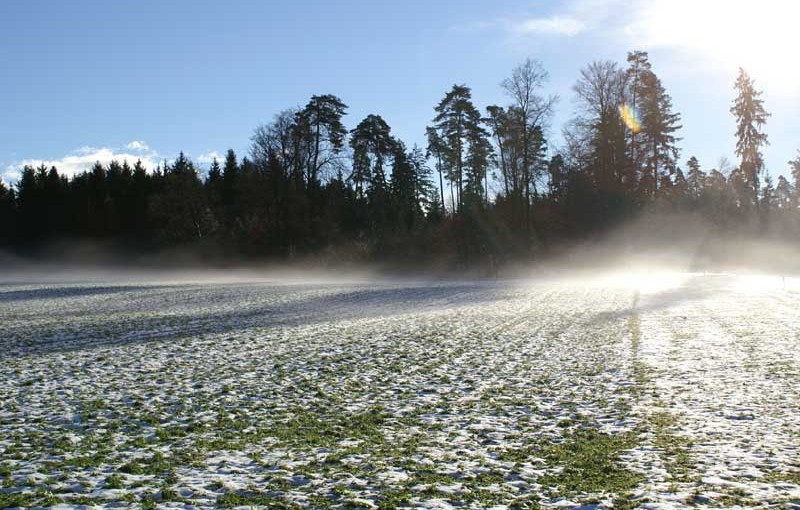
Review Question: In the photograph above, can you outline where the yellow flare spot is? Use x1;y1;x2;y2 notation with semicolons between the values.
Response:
619;103;641;133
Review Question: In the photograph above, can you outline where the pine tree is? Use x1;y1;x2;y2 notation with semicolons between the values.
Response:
425;127;448;212
485;105;512;197
731;68;770;207
130;159;150;237
296;94;348;188
431;84;492;212
15;165;40;240
639;67;682;196
221;149;239;214
547;154;566;200
685;156;705;199
170;151;195;176
44;165;65;236
350;114;396;200
390;142;420;230
406;144;436;214
205;157;224;228
349;114;398;233
669;167;688;201
151;153;207;242
0;180;15;244
207;158;221;182
464;113;493;204
761;173;776;211
789;152;800;191
625;51;651;180
432;85;469;211
775;175;794;209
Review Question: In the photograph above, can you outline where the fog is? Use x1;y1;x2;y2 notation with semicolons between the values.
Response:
522;211;800;278
2;210;800;285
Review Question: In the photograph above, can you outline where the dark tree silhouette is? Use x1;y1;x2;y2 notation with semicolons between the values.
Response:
3;56;799;267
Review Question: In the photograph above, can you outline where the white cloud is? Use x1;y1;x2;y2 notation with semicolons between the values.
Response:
75;145;99;155
196;151;222;166
512;16;586;37
496;0;624;40
3;145;160;184
126;140;150;152
2;168;21;185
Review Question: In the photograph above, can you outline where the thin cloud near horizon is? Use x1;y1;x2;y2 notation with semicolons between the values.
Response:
1;143;228;185
2;143;160;184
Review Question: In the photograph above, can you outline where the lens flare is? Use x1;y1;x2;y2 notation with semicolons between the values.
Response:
619;103;641;133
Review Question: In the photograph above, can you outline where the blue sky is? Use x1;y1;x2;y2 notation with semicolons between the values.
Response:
2;0;798;185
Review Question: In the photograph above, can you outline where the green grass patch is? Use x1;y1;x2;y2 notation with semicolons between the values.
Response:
538;428;644;497
266;406;388;448
105;473;125;489
217;490;300;508
119;451;173;476
0;489;66;508
648;411;695;483
762;470;800;485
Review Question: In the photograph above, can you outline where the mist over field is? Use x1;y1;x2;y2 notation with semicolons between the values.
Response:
4;256;800;509
5;207;800;282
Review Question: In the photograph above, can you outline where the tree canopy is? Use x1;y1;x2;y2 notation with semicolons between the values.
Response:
2;52;796;267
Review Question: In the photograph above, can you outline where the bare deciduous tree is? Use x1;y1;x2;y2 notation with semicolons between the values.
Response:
501;58;556;233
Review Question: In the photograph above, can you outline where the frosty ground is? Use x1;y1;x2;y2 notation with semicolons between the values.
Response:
2;271;800;509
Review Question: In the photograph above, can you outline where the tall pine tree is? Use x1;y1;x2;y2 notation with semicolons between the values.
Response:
731;68;770;207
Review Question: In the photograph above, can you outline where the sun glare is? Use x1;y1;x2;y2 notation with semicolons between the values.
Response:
619;103;641;133
599;269;689;295
598;269;796;299
731;274;795;294
628;0;800;90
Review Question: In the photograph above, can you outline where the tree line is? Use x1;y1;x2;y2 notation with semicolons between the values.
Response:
2;50;798;266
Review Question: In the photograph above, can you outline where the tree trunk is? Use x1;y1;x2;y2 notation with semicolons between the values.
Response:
437;156;445;213
311;106;321;187
653;140;658;197
449;179;455;214
522;118;532;236
494;129;510;197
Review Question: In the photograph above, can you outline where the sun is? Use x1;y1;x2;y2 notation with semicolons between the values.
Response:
627;0;800;91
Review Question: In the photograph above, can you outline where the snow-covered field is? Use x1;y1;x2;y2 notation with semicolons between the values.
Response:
2;272;800;509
